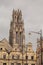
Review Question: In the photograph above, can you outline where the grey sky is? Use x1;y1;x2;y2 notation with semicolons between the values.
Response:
0;0;43;51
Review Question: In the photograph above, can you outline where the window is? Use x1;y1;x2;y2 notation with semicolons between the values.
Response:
0;48;2;50
17;55;20;59
29;49;30;51
20;32;22;44
3;63;6;65
1;48;2;50
31;64;35;65
16;32;18;43
11;63;14;65
17;63;21;65
12;55;14;59
24;63;28;65
3;55;6;59
26;56;28;59
31;56;34;60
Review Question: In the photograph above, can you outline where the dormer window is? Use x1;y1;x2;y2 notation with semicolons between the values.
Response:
3;54;6;59
31;56;34;60
12;55;14;59
0;48;2;50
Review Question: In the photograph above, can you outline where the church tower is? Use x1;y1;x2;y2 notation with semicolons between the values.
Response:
9;9;25;47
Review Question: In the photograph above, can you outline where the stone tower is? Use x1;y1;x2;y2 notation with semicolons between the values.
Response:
9;9;25;46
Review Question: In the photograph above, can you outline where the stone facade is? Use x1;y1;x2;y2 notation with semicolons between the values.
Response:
0;9;36;65
36;39;43;65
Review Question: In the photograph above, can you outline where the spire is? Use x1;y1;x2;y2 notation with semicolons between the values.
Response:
12;9;15;21
19;10;22;16
17;9;22;21
9;9;25;47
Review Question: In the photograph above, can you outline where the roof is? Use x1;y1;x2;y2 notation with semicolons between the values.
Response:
0;38;12;52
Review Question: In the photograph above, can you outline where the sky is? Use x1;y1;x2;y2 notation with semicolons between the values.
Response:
0;0;43;51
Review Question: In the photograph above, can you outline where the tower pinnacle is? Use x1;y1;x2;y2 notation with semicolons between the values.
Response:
9;9;25;47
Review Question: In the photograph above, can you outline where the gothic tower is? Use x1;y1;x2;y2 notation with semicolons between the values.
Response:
9;9;25;47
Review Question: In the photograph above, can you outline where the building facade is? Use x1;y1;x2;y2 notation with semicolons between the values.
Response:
0;9;36;65
36;38;43;65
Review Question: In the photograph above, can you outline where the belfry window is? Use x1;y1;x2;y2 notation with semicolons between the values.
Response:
16;32;18;43
20;32;22;44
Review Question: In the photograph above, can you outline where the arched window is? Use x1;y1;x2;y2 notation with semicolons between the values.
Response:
11;63;14;65
26;56;28;59
24;63;28;65
17;63;21;65
12;55;14;59
17;55;20;59
16;32;18;43
31;56;34;60
20;32;23;44
3;54;6;59
3;63;6;65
